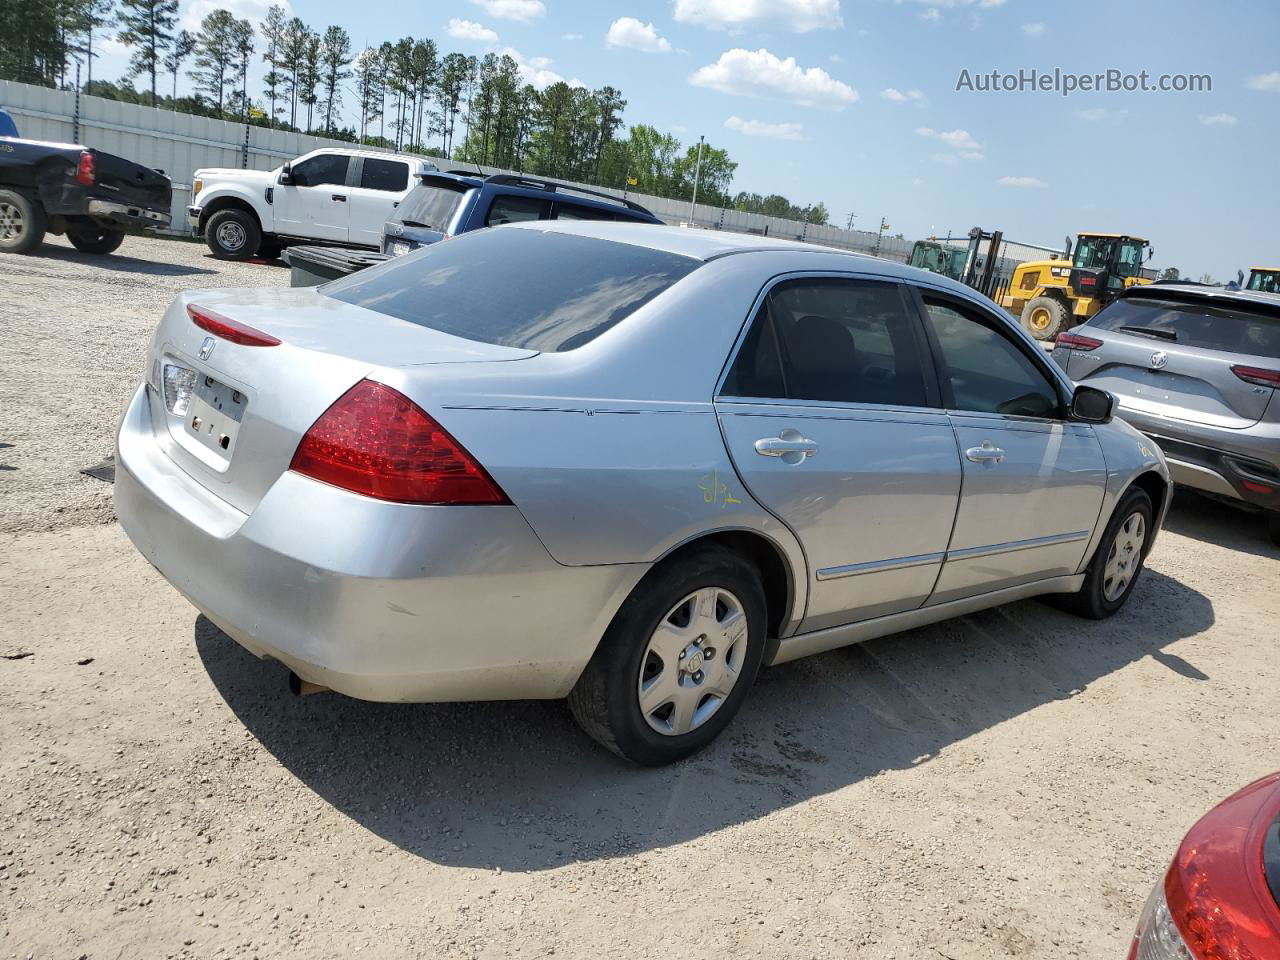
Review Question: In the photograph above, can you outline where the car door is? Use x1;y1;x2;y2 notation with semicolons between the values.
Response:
716;276;963;633
347;156;411;248
915;292;1107;604
273;152;351;242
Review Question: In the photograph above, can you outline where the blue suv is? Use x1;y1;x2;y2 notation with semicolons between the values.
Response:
381;171;662;256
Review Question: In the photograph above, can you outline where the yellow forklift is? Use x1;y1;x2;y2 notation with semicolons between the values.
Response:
1001;233;1154;340
1246;267;1280;294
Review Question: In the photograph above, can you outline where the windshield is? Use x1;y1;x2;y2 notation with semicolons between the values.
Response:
1086;295;1280;358
323;228;701;352
1248;271;1280;294
1073;236;1116;270
394;182;471;231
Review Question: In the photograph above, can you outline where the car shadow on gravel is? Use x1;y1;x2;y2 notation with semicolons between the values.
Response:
1160;489;1280;560
195;568;1213;872
30;245;219;277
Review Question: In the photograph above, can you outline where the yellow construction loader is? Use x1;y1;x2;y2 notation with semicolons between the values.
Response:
1246;267;1280;294
1001;233;1154;340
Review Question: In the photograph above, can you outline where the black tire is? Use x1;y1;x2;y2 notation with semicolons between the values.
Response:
1021;295;1070;341
1059;486;1154;619
0;187;48;255
66;220;126;255
256;237;283;260
205;207;260;261
1268;511;1280;548
568;545;767;766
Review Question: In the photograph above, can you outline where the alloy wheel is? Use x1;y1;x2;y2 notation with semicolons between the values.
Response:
0;201;23;240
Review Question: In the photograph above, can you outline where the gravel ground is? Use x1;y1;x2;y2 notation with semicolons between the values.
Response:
2;233;1279;959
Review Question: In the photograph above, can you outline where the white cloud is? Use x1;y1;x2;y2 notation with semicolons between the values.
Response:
468;0;544;22
920;9;941;22
689;48;859;110
447;18;498;43
561;32;584;40
605;17;672;53
1199;112;1238;126
499;47;569;88
997;176;1048;188
674;0;842;33
724;115;806;140
881;87;924;103
1074;107;1129;123
911;177;925;186
1245;71;1280;92
916;127;981;150
1021;22;1045;36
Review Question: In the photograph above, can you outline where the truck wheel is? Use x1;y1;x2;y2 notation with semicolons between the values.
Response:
1021;296;1070;341
205;208;260;261
66;221;126;255
0;188;48;255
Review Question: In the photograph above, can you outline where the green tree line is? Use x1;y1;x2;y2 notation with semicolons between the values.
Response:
0;0;830;220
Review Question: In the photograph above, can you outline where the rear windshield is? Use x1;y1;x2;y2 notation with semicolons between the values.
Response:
1086;295;1280;359
323;228;700;352
394;182;470;231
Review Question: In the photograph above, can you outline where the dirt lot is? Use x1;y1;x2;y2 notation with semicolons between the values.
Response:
2;234;1279;959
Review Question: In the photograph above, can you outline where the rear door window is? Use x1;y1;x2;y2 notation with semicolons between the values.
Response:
360;158;409;192
1086;296;1280;359
323;228;700;352
486;195;551;226
554;203;615;221
290;153;350;187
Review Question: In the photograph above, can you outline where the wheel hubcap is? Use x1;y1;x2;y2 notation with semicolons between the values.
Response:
638;586;748;737
1029;308;1050;331
216;221;246;250
1102;511;1145;602
0;201;24;240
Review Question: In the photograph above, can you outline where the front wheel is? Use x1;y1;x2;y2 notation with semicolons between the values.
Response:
66;221;126;255
205;208;260;261
1021;295;1070;341
1060;486;1153;619
568;545;767;766
0;188;48;254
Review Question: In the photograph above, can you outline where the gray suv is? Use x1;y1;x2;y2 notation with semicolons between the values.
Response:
1052;284;1280;544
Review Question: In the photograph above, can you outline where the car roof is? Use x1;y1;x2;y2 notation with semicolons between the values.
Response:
417;171;659;220
1120;282;1280;312
308;147;435;165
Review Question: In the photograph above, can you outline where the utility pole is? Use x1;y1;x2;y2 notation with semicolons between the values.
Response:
874;216;889;257
845;211;856;231
687;134;704;226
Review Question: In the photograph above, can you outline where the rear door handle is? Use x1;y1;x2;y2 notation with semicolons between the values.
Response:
965;440;1006;464
331;194;347;202
754;432;818;458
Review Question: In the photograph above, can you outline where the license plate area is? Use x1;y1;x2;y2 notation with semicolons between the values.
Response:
183;374;246;461
391;241;411;257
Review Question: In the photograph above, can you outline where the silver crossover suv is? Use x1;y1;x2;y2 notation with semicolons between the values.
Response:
115;222;1171;765
1052;284;1280;545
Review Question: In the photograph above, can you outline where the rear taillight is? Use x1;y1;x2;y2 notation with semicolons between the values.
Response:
1078;274;1097;287
187;304;282;347
289;379;510;505
1128;882;1195;960
76;150;95;186
1056;332;1104;351
1230;365;1280;389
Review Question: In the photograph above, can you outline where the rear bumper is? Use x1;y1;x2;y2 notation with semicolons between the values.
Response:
86;198;171;228
1115;406;1280;510
113;383;643;702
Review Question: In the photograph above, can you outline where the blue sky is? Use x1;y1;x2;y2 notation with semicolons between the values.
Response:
93;0;1280;278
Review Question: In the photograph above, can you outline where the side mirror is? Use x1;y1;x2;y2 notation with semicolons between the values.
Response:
278;163;293;186
1146;244;1155;262
1071;384;1116;424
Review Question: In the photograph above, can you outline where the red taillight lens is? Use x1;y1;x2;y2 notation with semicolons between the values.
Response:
1056;332;1104;350
289;379;510;505
187;304;282;347
1078;274;1097;286
76;150;95;186
1231;365;1280;389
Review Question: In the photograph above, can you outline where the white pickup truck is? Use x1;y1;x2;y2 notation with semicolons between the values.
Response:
187;148;437;260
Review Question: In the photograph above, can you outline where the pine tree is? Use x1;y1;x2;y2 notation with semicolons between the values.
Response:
161;27;194;106
259;4;287;127
281;17;309;128
116;0;177;104
189;8;238;116
318;25;351;136
298;29;321;131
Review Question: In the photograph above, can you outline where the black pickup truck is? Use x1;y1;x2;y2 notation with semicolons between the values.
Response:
0;112;172;256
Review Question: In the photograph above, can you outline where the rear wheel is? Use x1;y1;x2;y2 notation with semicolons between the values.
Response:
1059;486;1153;619
0;188;47;254
568;545;766;766
205;208;260;261
1021;295;1070;341
66;220;126;255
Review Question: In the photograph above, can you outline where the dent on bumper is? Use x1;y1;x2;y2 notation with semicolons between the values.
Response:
114;385;645;702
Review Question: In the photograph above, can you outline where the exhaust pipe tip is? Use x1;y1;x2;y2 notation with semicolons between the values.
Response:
288;671;330;697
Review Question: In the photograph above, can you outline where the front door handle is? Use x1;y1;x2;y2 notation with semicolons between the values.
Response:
754;430;818;460
965;440;1006;464
331;193;347;202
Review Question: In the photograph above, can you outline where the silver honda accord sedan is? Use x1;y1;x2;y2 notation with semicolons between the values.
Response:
115;221;1172;765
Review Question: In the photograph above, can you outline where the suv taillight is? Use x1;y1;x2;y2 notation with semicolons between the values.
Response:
1230;365;1280;389
76;150;96;186
289;379;510;505
1056;332;1103;351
